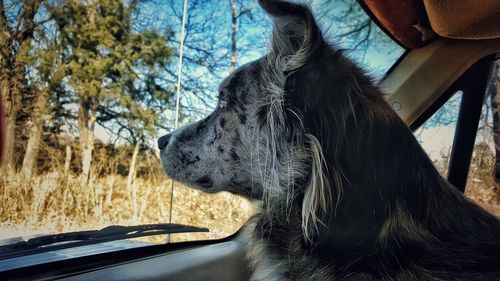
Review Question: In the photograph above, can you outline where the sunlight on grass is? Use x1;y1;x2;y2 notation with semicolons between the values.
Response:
0;171;253;244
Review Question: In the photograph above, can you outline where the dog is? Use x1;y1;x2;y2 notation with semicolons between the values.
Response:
158;1;500;280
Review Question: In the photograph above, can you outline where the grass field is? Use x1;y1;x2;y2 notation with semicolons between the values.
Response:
0;171;253;243
0;142;498;244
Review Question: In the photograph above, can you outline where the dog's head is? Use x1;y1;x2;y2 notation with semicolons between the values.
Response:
159;0;337;239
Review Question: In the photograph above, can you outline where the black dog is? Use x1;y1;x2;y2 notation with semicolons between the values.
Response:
158;1;500;280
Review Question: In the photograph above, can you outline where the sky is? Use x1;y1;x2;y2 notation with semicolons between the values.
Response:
94;0;494;164
95;0;406;145
416;92;494;170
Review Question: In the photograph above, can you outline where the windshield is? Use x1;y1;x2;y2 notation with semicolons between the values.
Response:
0;0;403;249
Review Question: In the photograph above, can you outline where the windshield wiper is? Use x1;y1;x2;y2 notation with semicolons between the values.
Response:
0;223;209;260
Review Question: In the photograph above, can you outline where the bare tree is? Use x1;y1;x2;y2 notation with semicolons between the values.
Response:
489;60;500;182
21;22;68;178
141;0;268;125
21;90;49;178
0;0;44;172
229;0;252;71
315;0;397;65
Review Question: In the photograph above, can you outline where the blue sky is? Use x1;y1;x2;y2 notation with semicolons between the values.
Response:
96;0;406;144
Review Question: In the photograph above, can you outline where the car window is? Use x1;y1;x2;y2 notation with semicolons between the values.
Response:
0;0;404;248
312;0;405;80
416;62;500;217
414;92;462;175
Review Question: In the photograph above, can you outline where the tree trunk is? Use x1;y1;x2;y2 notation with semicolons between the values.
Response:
128;140;141;225
0;1;10;170
105;174;115;206
490;60;500;182
127;140;141;190
79;99;98;184
64;144;72;176
230;0;238;71
21;91;49;178
0;63;23;172
0;78;18;172
0;0;42;173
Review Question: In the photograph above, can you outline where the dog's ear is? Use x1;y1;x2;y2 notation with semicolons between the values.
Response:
259;0;323;72
259;1;332;243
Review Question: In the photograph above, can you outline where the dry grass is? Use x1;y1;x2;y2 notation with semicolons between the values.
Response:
1;141;498;245
465;144;500;217
0;171;253;243
433;142;500;217
466;178;500;217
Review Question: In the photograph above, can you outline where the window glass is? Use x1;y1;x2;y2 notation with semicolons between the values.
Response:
465;85;500;217
313;0;405;80
414;92;462;175
416;82;500;217
0;0;404;246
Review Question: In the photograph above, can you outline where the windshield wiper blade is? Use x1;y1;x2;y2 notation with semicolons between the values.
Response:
0;223;208;260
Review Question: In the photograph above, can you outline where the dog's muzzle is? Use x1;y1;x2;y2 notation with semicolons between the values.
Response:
157;133;172;150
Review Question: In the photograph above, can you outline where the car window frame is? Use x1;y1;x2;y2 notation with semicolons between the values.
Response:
407;55;498;192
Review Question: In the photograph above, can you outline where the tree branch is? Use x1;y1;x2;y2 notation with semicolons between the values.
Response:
0;0;11;57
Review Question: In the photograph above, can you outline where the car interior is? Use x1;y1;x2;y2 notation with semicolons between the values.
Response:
1;0;499;280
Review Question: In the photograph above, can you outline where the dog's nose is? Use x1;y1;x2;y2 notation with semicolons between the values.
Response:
157;134;172;150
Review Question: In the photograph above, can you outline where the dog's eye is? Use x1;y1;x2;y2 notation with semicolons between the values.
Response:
219;100;227;109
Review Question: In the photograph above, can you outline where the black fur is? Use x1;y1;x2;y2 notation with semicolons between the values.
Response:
158;1;500;279
248;1;500;280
